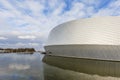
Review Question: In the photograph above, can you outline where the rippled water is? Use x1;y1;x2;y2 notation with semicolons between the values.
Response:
0;52;44;80
1;52;120;80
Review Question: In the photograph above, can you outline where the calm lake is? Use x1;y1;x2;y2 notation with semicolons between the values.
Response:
0;52;44;80
0;52;120;80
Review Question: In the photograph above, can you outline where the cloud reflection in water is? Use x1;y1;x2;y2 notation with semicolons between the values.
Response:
9;64;30;70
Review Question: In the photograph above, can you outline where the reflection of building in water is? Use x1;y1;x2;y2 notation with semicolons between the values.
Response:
45;16;120;61
43;55;120;80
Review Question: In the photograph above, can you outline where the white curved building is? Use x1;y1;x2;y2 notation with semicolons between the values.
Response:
44;16;120;61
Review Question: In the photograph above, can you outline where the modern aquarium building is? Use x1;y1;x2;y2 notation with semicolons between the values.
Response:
43;16;120;78
44;16;120;61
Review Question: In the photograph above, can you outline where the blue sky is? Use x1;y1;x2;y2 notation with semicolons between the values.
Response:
0;0;120;50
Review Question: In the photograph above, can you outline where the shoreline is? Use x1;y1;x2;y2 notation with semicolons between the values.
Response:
0;48;36;53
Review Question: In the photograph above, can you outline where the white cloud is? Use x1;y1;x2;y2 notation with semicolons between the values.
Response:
11;31;21;35
18;35;36;39
15;42;39;46
94;0;120;16
65;2;85;17
0;36;7;40
53;3;65;15
28;43;39;46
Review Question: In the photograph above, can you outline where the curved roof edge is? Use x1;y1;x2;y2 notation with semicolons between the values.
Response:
46;16;120;46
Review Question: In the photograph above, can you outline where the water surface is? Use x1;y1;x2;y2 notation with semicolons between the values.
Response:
43;55;120;80
1;52;120;80
0;52;44;80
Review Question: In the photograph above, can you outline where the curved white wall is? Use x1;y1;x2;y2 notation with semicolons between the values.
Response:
46;16;120;46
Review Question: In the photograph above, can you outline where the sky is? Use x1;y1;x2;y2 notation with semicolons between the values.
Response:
0;0;120;50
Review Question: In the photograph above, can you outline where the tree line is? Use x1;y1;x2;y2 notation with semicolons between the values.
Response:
0;48;35;53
